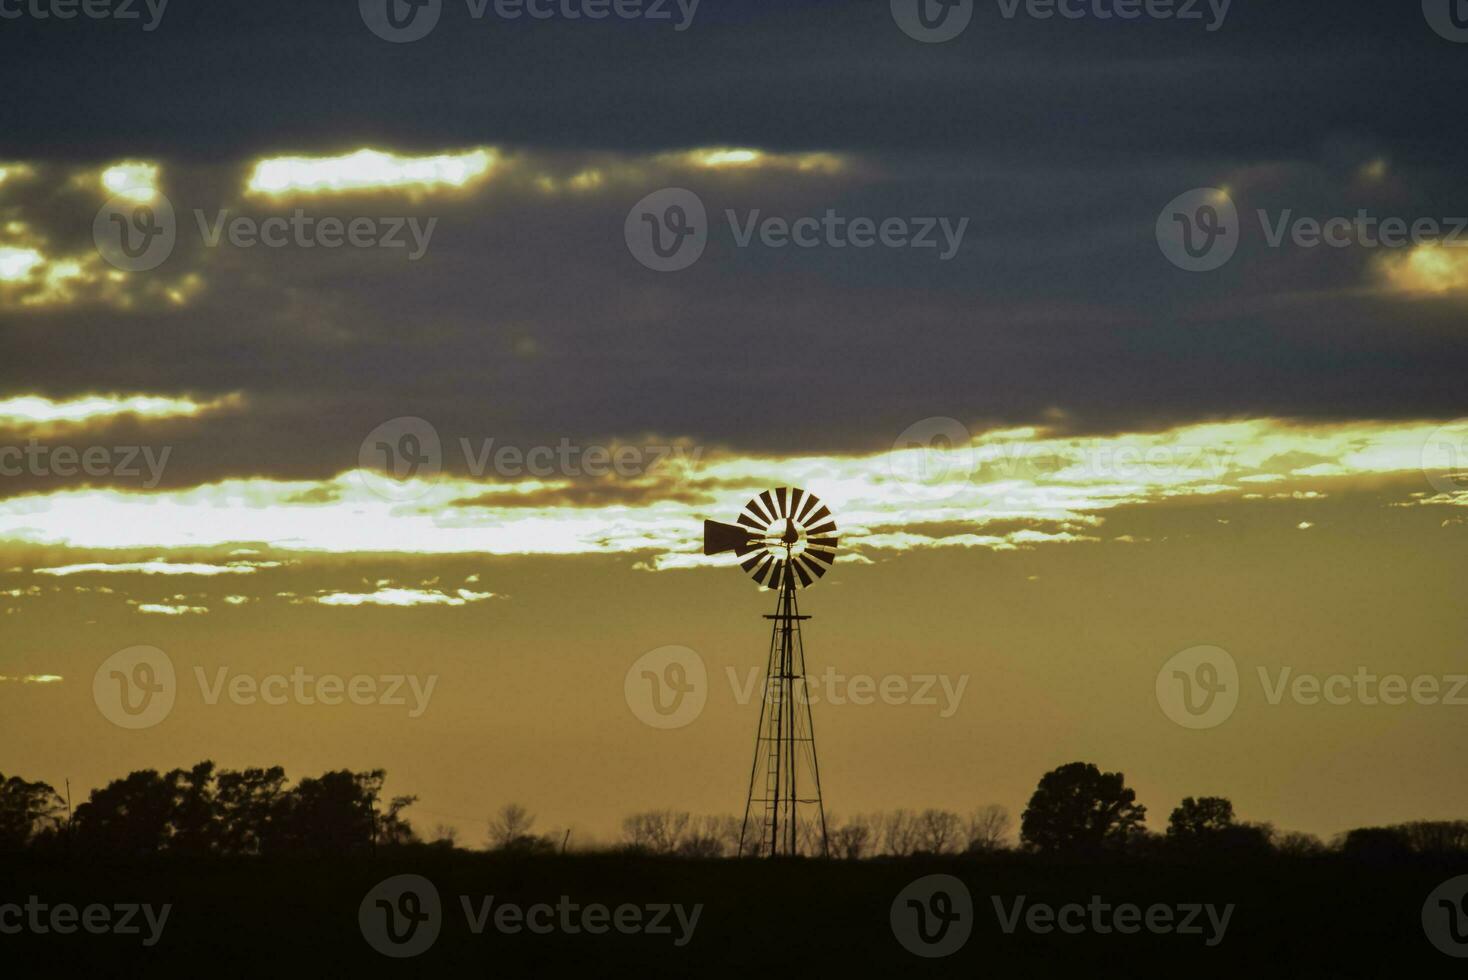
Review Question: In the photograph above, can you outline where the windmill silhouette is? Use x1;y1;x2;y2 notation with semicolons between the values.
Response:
703;487;837;857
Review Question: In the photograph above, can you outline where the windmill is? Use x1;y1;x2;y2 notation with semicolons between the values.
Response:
703;487;837;858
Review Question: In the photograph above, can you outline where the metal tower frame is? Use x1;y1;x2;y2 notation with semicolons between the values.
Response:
738;551;830;858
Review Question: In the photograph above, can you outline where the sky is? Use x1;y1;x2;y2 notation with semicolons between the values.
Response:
1;0;1467;846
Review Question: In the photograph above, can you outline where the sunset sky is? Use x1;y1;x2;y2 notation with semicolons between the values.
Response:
2;0;1467;846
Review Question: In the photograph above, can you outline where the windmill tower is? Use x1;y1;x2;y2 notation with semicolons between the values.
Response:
703;487;838;858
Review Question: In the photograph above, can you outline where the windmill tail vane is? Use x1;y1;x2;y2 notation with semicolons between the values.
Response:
702;487;838;858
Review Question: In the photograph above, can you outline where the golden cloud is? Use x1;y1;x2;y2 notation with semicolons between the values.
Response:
245;148;499;198
0;417;1463;563
0;392;243;434
1377;242;1468;297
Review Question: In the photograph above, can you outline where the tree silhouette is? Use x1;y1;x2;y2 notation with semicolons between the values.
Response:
0;773;65;851
215;766;288;855
169;761;219;856
1166;796;1274;856
275;769;382;855
915;809;962;854
1020;762;1146;854
965;804;1012;853
73;769;177;857
1168;796;1235;839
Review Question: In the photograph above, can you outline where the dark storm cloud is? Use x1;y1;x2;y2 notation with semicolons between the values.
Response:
0;1;1462;164
1;0;1467;492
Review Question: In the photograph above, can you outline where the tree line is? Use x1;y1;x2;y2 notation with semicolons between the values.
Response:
0;762;416;858
4;760;1464;860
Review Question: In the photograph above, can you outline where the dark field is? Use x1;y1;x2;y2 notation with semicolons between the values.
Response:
4;850;1465;977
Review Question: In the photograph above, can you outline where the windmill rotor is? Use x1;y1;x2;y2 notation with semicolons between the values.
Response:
702;487;838;590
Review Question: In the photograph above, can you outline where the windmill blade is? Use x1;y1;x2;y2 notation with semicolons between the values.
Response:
795;491;821;523
752;555;778;586
758;490;780;523
798;554;829;579
790;560;812;587
721;487;840;591
788;487;806;523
